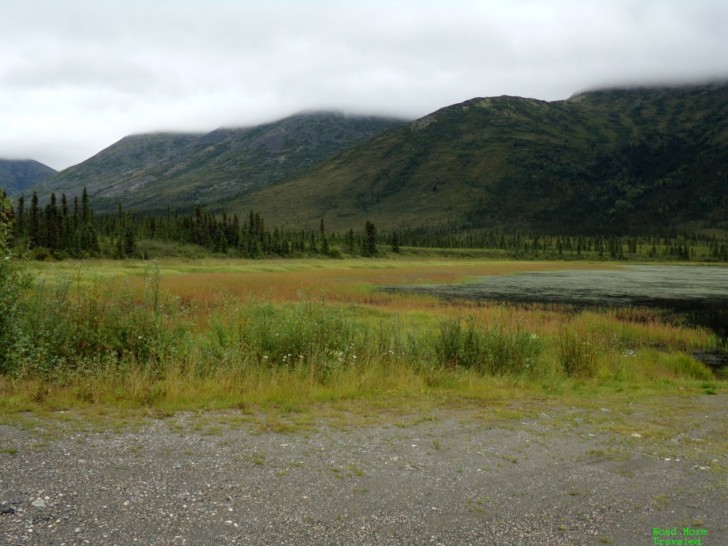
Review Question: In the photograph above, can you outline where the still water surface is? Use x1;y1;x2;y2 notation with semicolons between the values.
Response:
391;265;728;340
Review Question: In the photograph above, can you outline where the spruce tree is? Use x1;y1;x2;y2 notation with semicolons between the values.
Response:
345;229;355;254
124;225;136;257
72;196;79;226
45;193;59;250
320;218;329;255
391;231;400;253
363;221;377;257
14;195;25;239
308;232;317;254
81;187;90;226
59;193;69;250
29;192;40;248
115;234;124;259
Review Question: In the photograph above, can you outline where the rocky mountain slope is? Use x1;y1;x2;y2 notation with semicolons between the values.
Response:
0;159;56;195
31;112;405;212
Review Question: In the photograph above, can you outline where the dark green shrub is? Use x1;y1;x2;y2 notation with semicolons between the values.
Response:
11;274;182;378
0;195;31;374
435;315;542;375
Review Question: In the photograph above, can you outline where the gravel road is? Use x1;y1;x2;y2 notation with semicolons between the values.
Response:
2;395;727;546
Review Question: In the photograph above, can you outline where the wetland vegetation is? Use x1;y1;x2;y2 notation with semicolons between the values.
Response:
1;256;724;416
2;193;726;417
389;265;728;344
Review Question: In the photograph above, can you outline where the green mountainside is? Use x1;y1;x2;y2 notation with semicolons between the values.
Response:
24;83;728;236
31;112;405;213
0;159;56;195
235;83;728;234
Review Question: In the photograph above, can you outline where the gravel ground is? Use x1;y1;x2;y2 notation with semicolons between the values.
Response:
2;396;727;546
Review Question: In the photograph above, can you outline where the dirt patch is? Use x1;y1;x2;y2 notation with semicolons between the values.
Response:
2;396;727;545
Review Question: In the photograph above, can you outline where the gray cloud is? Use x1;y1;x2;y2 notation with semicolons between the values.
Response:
1;0;727;170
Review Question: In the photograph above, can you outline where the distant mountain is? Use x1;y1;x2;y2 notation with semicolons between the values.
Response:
32;112;405;212
26;84;728;235
235;83;728;234
0;159;56;195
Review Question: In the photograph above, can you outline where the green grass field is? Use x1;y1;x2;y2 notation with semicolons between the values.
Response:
1;258;723;423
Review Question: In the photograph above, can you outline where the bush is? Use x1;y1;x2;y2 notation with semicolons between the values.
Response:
0;196;31;374
558;326;598;377
206;300;364;381
30;246;53;261
435;315;542;375
8;273;183;378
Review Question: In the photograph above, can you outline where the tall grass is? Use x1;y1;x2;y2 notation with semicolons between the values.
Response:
558;325;598;377
204;300;366;382
6;271;184;379
435;314;542;375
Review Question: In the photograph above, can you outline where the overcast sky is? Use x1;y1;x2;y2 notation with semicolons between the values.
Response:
1;0;727;170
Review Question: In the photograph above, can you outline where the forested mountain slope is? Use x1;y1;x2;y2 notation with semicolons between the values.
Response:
237;83;728;234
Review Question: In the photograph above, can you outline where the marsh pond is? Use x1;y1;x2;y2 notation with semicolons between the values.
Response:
387;265;728;355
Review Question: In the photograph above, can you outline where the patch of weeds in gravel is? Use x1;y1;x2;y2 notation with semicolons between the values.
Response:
254;416;303;434
250;452;267;466
125;443;145;456
202;425;224;436
0;412;57;438
652;493;672;510
498;453;520;464
464;496;490;514
586;446;630;462
701;382;718;395
329;463;365;479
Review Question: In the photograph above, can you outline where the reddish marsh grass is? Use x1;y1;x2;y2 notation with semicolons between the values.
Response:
148;260;616;309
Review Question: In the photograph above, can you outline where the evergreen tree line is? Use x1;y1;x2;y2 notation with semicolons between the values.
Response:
8;190;728;261
380;227;728;261
10;191;381;259
12;189;99;257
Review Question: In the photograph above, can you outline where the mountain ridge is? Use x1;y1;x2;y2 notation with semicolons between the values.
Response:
232;83;728;234
21;82;728;235
30;111;406;212
0;159;56;196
